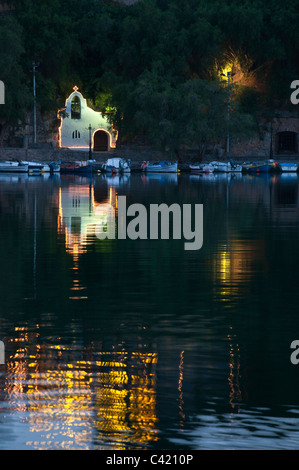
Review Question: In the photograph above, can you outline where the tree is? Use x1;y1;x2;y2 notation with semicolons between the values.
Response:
124;73;255;158
2;0;298;148
0;15;30;144
15;0;74;111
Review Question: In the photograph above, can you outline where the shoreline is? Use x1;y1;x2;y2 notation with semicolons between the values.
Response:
1;146;299;170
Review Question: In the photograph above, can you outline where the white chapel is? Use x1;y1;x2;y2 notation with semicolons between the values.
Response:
58;86;117;152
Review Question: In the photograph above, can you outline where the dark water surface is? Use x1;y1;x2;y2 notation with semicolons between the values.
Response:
1;170;299;450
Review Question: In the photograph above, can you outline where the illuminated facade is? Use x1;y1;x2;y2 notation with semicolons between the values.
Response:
58;86;117;152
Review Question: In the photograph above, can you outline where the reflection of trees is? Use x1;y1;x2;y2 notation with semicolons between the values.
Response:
0;178;62;308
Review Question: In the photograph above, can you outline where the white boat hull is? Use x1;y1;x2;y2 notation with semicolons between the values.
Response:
101;157;131;173
189;164;214;173
0;163;28;173
279;163;298;172
210;161;242;172
142;161;178;173
21;161;50;172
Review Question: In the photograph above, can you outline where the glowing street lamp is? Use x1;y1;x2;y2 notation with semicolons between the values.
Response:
221;71;235;154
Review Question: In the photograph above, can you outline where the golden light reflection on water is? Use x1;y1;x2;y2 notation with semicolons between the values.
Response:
212;240;266;301
3;327;158;450
212;241;266;410
94;351;158;449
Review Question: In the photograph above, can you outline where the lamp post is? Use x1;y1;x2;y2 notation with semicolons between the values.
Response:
32;61;39;145
221;71;235;154
270;120;273;158
88;124;92;159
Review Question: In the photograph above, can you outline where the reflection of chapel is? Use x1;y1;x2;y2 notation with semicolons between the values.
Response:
58;86;117;152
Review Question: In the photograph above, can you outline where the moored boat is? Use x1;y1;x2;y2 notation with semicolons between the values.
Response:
101;157;131;174
278;162;298;172
210;160;242;172
0;161;29;173
60;161;93;174
189;163;214;173
21;161;51;173
242;160;280;173
141;161;178;173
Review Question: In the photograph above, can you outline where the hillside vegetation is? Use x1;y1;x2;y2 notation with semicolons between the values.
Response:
0;0;298;155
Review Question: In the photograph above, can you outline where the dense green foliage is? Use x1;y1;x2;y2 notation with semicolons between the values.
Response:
1;0;298;154
0;14;30;141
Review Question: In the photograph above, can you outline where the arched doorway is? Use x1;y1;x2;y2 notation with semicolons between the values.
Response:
277;131;297;154
93;130;109;151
